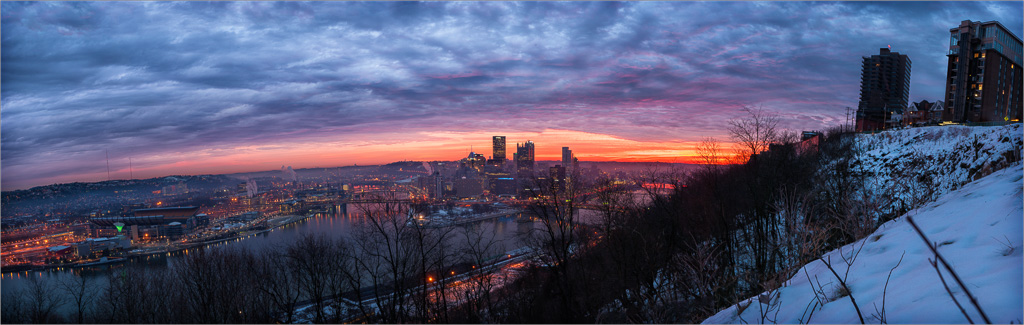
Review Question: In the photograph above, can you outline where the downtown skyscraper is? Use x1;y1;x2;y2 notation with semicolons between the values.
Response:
515;141;535;178
943;20;1023;123
561;147;573;169
491;136;506;164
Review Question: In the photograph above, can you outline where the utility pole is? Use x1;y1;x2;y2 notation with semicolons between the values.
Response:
846;107;852;132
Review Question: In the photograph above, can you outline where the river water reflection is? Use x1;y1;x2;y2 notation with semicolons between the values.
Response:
0;204;549;313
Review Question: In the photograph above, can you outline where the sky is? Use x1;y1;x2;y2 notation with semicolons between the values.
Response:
2;1;1022;191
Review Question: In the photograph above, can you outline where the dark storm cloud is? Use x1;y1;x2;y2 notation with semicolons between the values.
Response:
3;1;1023;190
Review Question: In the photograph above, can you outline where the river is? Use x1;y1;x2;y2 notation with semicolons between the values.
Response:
0;204;551;316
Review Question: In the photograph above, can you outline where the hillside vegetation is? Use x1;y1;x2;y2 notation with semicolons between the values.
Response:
703;124;1024;324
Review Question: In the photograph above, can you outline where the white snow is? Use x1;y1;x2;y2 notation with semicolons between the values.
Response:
854;124;1022;217
703;163;1023;324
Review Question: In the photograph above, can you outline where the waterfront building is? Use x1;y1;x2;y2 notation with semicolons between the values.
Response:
856;48;912;132
89;206;208;241
943;20;1023;123
73;236;130;258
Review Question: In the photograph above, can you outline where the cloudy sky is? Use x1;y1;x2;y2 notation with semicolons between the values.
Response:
2;1;1022;190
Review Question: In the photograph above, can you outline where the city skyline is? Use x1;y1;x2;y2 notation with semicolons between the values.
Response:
3;1;1023;190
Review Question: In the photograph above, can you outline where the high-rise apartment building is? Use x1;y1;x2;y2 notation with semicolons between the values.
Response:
516;141;535;178
492;136;506;162
856;48;912;132
943;20;1022;123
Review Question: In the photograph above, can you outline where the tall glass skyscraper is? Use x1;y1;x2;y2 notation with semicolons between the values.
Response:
561;147;572;169
492;136;506;162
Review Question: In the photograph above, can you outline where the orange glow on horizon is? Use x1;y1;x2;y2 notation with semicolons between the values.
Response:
58;128;742;184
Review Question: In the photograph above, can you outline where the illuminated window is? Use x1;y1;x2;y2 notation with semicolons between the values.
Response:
974;53;979;58
981;53;986;58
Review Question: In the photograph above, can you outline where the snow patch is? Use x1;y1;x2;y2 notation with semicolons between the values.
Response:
704;163;1024;324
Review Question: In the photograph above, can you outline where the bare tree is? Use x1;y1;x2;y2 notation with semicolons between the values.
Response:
97;267;160;324
136;267;179;324
1;287;26;324
455;222;508;322
26;275;65;323
325;238;359;323
728;105;781;159
352;190;418;323
285;233;336;324
593;176;630;238
523;167;593;322
411;223;458;323
697;136;724;168
673;238;734;321
252;249;303;323
173;247;260;324
59;274;96;324
772;186;830;275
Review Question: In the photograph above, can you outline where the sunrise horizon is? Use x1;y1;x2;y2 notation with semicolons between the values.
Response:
3;127;739;191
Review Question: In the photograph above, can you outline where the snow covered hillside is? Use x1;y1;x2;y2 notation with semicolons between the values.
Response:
703;162;1023;324
854;124;1022;217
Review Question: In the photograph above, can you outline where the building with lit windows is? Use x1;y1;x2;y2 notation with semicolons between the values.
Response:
459;151;486;174
856;48;912;132
89;206;209;241
549;165;566;193
943;20;1023;123
904;100;945;126
515;141;535;178
490;136;506;165
454;177;485;198
561;147;573;171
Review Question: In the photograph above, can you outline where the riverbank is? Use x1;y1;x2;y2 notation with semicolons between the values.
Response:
0;213;312;274
416;209;527;228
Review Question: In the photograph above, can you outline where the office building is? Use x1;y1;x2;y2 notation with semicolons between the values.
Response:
516;141;535;178
856;48;912;132
943;20;1023;123
490;177;518;197
491;136;506;164
454;177;485;198
549;165;566;193
416;172;445;199
561;147;573;171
